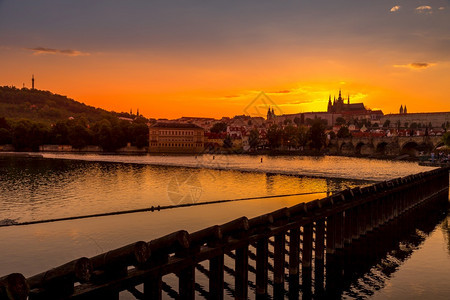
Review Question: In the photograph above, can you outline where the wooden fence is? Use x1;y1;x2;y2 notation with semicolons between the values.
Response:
1;167;449;300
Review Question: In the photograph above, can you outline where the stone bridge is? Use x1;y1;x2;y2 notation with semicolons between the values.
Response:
333;136;443;157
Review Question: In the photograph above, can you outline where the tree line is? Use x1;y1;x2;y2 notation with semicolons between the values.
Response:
249;119;328;151
0;116;149;151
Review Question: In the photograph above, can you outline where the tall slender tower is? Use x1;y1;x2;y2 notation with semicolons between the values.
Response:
327;95;332;112
32;74;35;89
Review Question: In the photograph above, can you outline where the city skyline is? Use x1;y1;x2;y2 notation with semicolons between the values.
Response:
1;0;450;118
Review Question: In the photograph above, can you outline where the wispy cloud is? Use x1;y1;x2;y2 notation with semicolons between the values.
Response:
27;47;90;56
267;90;291;94
416;6;433;14
438;7;446;11
394;62;436;70
390;6;401;12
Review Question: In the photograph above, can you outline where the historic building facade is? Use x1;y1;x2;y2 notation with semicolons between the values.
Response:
149;123;204;153
269;90;383;126
380;112;450;128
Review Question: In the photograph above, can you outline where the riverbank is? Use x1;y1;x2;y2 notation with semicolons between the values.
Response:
0;146;424;165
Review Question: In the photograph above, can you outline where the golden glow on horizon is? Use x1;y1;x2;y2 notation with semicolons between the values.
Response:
1;45;449;119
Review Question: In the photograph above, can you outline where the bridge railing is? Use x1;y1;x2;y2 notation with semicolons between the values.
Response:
1;167;449;300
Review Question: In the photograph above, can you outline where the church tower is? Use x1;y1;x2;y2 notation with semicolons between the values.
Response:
399;105;403;114
32;74;35;89
327;95;332;113
404;105;407;114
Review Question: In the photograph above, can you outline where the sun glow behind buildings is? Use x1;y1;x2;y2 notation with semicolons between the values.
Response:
0;0;449;118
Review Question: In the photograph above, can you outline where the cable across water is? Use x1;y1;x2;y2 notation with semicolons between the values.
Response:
0;191;334;227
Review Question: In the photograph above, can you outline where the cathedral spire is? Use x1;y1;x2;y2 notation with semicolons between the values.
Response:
404;105;407;114
327;95;332;113
348;94;350;104
32;74;35;90
399;105;403;114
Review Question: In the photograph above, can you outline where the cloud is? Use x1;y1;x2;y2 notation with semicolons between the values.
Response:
268;90;291;94
416;6;433;14
27;47;90;56
390;6;401;12
393;62;436;69
438;7;446;10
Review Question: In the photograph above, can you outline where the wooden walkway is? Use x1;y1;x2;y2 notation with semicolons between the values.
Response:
1;167;449;300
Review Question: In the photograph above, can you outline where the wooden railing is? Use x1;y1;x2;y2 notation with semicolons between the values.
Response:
1;167;449;300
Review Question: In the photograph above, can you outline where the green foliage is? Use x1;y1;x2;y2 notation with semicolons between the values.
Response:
337;126;352;138
282;125;298;148
249;129;259;149
223;135;233;148
0;87;152;151
68;124;92;149
51;121;69;145
0;86;122;124
0;128;11;144
443;132;450;147
210;122;227;133
297;126;309;147
308;119;326;150
132;122;150;148
12;119;50;151
335;117;346;126
267;124;282;149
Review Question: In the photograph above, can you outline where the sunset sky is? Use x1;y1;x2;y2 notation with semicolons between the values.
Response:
1;0;449;119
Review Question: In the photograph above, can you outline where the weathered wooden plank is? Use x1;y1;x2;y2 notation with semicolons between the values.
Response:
179;265;195;299
255;237;269;296
273;233;286;285
302;224;313;268
209;254;224;300
235;246;248;300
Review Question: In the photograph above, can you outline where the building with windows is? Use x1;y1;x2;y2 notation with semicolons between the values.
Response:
149;123;204;153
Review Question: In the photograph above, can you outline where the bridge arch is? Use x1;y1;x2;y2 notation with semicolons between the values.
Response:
401;141;419;157
433;141;445;150
376;142;388;156
355;142;365;155
340;142;354;155
354;142;375;156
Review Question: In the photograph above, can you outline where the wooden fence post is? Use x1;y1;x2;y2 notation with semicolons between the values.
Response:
209;254;224;300
235;246;248;300
255;237;269;297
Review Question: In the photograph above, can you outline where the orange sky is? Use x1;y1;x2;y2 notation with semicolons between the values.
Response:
1;1;449;119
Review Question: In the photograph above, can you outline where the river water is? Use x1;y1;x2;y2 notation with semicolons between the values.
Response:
0;154;448;299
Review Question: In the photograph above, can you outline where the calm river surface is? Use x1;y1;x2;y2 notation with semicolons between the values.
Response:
0;154;448;299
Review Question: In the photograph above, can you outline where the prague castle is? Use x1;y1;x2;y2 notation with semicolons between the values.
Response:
327;90;367;114
270;90;383;126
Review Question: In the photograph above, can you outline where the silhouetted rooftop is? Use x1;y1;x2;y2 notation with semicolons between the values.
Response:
150;122;203;129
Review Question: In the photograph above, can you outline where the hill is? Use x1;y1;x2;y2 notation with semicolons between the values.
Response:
0;86;132;123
